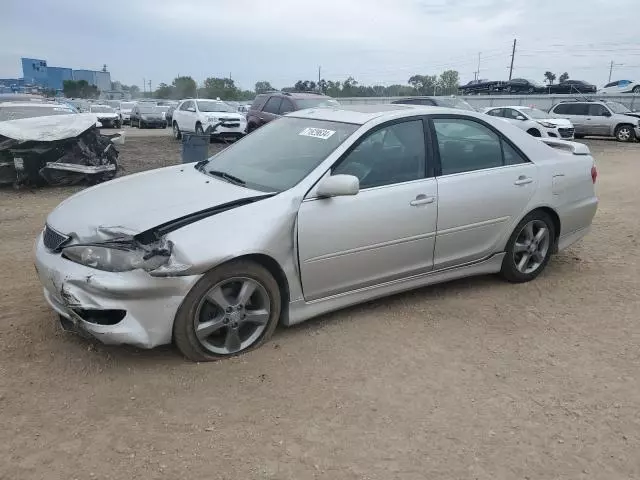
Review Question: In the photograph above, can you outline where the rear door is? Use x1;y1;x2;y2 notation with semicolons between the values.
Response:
554;103;588;134
430;116;538;269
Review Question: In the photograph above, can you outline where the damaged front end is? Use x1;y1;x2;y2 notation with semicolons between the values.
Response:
56;226;191;277
0;114;119;187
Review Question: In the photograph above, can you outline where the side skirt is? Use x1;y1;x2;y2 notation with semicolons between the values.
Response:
285;253;505;326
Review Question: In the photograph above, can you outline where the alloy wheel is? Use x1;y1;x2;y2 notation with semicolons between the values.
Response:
193;277;271;355
513;219;550;274
617;127;632;142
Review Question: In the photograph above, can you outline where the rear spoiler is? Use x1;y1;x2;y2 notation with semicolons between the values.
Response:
541;138;591;155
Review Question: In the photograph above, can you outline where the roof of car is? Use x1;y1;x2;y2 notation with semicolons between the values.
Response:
288;104;479;125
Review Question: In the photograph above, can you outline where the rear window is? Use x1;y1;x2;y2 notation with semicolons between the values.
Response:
553;103;589;115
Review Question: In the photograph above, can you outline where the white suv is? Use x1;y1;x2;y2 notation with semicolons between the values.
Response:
484;106;575;139
172;99;247;141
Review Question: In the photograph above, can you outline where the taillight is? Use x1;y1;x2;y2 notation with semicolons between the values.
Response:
591;165;598;184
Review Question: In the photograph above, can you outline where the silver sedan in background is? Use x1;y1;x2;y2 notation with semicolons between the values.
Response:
35;105;598;361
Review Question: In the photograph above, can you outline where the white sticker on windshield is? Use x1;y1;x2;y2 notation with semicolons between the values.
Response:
299;127;335;139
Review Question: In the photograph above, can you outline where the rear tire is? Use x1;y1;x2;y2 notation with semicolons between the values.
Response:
500;211;555;283
173;260;281;362
615;124;636;142
527;128;542;137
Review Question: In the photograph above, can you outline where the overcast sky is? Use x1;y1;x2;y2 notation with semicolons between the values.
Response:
2;0;639;90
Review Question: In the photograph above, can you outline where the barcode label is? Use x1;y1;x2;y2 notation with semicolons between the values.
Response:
299;127;336;139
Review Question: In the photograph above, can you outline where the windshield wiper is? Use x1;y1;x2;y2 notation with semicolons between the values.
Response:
208;170;246;186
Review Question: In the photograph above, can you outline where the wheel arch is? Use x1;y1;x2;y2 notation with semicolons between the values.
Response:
525;206;561;252
213;253;291;324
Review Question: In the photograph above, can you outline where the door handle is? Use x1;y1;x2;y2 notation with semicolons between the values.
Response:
410;195;435;206
514;176;533;186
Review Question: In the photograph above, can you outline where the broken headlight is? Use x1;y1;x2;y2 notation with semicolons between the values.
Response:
62;245;169;273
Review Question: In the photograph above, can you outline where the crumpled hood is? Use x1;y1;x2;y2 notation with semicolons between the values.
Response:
47;165;264;239
621;112;640;120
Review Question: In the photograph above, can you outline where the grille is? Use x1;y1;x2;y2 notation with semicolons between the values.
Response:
558;128;575;138
43;225;70;251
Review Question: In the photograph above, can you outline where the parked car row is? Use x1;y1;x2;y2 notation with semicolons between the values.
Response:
462;78;640;96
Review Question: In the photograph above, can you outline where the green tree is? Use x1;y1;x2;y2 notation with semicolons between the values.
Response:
154;83;174;99
438;70;460;95
62;80;99;99
202;77;239;100
544;71;557;85
408;74;438;95
559;72;570;83
172;76;197;98
255;81;274;94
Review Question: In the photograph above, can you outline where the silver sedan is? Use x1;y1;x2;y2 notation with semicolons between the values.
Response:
35;105;598;361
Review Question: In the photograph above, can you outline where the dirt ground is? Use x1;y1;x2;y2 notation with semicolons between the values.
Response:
1;136;639;479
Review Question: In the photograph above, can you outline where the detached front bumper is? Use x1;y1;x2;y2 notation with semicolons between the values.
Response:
34;233;200;349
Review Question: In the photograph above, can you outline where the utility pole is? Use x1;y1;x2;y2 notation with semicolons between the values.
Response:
148;80;152;94
509;39;517;80
474;52;481;81
609;60;614;83
318;66;321;91
143;78;146;95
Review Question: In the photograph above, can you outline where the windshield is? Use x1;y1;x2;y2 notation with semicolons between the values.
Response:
90;106;115;113
197;101;235;113
607;102;631;114
0;105;75;121
436;97;476;111
521;108;550;119
120;102;134;110
201;117;358;192
155;105;169;112
295;98;341;109
139;105;158;113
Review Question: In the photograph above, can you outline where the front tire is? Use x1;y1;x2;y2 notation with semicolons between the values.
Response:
173;260;281;362
500;211;555;283
615;124;636;142
633;86;640;93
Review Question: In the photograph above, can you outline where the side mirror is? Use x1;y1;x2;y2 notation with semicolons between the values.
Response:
187;107;196;112
516;115;526;121
316;175;360;198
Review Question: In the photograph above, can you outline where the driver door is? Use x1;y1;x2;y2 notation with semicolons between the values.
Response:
297;118;438;301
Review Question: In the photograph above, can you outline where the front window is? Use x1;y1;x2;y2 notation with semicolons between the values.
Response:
0;105;75;121
196;100;235;113
138;105;158;114
606;102;630;114
90;106;115;113
295;98;340;109
199;117;359;192
521;108;550;119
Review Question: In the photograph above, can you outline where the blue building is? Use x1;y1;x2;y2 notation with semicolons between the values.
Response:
47;67;73;90
20;58;112;94
21;58;48;86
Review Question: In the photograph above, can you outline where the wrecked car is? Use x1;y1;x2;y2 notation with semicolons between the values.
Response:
35;106;597;362
0;113;119;187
